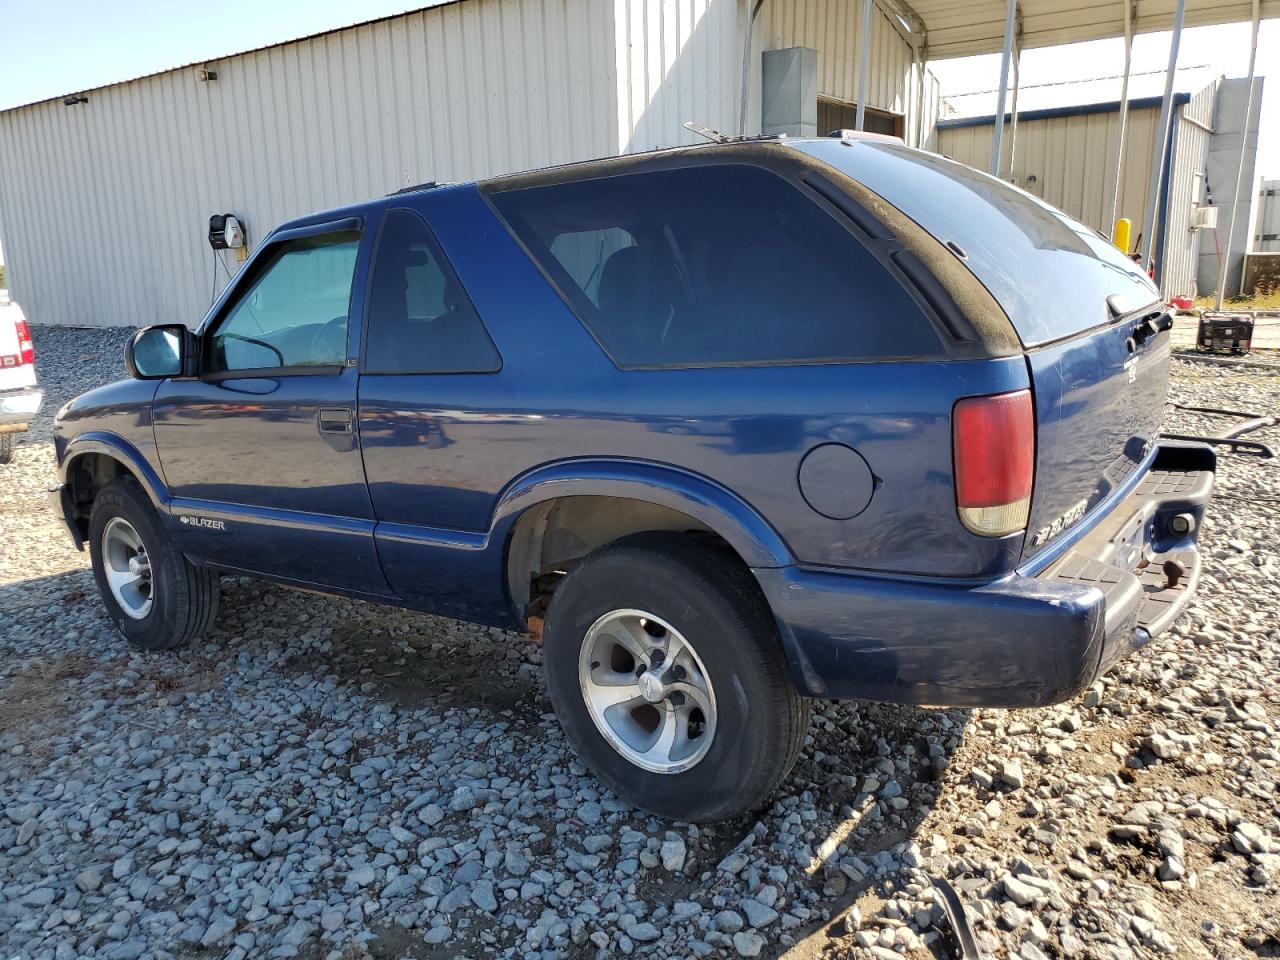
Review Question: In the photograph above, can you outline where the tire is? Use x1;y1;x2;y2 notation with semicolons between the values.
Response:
542;532;810;822
88;476;219;650
0;433;13;465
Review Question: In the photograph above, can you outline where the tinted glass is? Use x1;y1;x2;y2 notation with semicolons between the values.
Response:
210;231;359;372
365;209;501;374
792;139;1163;346
490;164;940;367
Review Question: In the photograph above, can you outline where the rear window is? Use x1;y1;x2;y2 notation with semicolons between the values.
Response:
792;140;1162;346
488;164;941;367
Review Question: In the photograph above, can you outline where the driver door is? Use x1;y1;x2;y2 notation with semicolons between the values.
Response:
152;218;391;596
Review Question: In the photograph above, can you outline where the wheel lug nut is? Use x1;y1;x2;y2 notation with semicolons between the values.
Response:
650;649;665;665
669;692;686;707
672;665;686;680
635;665;646;677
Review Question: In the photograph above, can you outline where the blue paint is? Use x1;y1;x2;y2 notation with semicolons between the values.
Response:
50;139;1215;708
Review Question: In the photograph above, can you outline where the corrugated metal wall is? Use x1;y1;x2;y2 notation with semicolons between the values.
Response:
1161;80;1216;298
0;0;622;330
1258;179;1280;252
746;0;932;141
937;106;1163;236
0;0;932;329
936;83;1219;296
615;0;743;152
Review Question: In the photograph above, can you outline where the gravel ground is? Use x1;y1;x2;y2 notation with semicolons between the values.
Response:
1;327;1277;960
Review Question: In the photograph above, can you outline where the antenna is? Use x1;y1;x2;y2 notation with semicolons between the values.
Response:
682;121;729;144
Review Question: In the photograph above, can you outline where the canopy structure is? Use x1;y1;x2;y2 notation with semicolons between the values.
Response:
840;0;1277;296
883;0;1279;59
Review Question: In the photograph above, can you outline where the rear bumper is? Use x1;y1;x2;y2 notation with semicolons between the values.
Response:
757;442;1215;708
0;387;42;429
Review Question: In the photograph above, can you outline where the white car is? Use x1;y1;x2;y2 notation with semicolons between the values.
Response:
0;290;41;463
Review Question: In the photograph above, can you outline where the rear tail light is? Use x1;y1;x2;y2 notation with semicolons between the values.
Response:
953;389;1034;537
15;318;35;365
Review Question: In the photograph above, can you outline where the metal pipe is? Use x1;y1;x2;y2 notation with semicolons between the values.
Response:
1216;0;1261;310
1107;0;1134;240
738;0;768;136
912;43;923;147
990;0;1017;175
1140;0;1186;272
855;0;873;131
1007;45;1021;179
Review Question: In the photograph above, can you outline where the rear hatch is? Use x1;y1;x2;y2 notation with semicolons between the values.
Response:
791;139;1169;564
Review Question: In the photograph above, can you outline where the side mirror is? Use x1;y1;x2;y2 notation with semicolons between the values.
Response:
125;324;191;379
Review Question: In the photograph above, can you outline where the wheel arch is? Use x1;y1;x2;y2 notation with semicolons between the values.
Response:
60;434;170;537
495;459;792;625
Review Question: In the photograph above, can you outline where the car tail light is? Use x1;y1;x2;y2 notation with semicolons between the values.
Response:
14;317;35;365
953;389;1034;537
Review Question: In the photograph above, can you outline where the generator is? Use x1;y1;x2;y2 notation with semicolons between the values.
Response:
1196;312;1254;355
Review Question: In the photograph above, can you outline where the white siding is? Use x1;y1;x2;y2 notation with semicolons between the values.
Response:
744;0;918;132
0;0;619;330
0;0;932;329
615;0;743;152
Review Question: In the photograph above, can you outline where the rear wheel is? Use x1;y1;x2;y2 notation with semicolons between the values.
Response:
543;533;810;822
0;433;13;464
89;477;219;650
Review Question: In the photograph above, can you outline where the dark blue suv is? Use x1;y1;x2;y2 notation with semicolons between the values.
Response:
50;137;1214;821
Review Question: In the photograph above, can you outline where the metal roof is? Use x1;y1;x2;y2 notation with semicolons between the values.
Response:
935;91;1191;127
897;0;1280;59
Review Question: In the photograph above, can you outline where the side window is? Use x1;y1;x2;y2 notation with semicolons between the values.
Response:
209;230;360;372
364;209;501;374
488;164;942;367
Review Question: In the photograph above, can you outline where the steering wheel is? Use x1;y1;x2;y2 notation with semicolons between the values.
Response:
310;316;349;364
220;332;284;368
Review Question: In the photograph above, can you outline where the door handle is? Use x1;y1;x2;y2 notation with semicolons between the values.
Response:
317;407;353;435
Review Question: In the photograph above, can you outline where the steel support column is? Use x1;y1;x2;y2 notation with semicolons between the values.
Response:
1140;0;1186;272
1107;0;1135;242
739;0;768;136
855;0;873;131
1216;0;1262;309
990;0;1017;175
1007;44;1021;180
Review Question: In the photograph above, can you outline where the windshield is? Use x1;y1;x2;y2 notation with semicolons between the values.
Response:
791;139;1162;346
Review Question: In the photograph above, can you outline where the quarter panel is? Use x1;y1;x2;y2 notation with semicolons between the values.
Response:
360;186;1030;579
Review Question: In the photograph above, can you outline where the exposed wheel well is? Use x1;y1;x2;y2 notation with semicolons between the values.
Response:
64;453;136;540
505;495;749;628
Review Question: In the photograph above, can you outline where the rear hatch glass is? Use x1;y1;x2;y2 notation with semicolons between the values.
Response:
793;139;1170;565
789;138;1162;345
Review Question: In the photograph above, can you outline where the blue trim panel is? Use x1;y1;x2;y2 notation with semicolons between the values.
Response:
937;93;1192;131
61;433;171;509
757;563;1104;708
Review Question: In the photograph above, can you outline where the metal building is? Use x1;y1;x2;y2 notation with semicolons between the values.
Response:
1257;178;1280;251
0;0;939;330
2;0;1275;328
937;77;1263;300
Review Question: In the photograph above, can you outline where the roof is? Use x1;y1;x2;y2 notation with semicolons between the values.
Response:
937;91;1193;129
898;0;1280;60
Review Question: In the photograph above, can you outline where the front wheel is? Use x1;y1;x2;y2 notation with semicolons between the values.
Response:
89;476;219;650
542;533;810;822
0;433;13;464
